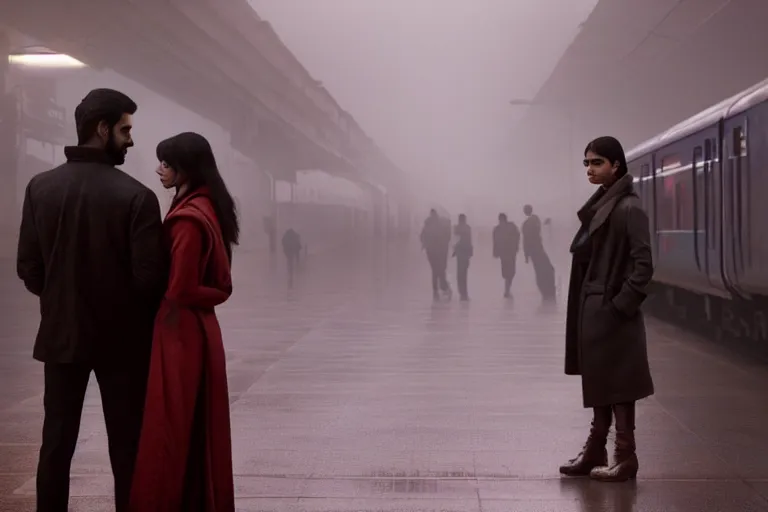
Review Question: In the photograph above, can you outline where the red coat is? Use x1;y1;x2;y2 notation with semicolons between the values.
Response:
130;189;235;511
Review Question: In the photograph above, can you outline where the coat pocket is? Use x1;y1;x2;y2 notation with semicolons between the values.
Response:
580;294;622;344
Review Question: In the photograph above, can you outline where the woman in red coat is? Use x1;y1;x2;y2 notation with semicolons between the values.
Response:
130;132;239;511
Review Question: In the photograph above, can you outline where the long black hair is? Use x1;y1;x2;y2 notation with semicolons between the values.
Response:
156;132;240;260
584;136;628;178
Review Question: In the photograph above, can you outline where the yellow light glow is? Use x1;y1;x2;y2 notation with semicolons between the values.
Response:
8;53;86;68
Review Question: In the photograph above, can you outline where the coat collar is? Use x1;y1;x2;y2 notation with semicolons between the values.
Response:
64;146;117;166
169;186;211;215
577;173;635;236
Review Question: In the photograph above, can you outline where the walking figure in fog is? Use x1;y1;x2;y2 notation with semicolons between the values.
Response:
522;204;557;301
560;136;655;482
131;132;238;511
420;209;452;300
452;214;473;301
492;213;520;298
17;89;166;512
282;227;302;288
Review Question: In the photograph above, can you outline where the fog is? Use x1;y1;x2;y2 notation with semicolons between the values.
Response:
249;0;597;223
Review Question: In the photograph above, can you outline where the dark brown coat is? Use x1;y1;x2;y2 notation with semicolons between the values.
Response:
564;174;655;408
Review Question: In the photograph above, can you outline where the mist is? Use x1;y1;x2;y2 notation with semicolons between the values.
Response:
249;0;598;224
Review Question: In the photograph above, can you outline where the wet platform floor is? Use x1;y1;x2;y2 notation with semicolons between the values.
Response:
1;243;768;511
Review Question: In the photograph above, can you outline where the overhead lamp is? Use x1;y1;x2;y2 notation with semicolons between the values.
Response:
8;50;86;69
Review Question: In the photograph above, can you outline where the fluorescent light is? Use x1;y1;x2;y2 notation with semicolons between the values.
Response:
8;53;86;68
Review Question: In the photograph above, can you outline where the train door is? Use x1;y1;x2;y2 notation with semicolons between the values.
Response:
698;135;724;291
628;156;658;262
738;104;768;295
632;156;656;261
721;117;750;297
691;145;705;279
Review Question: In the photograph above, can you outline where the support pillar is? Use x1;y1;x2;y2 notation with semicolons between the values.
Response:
0;32;19;256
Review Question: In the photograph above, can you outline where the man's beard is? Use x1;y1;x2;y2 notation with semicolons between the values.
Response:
106;132;129;166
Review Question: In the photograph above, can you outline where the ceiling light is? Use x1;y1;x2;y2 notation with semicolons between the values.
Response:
8;52;86;68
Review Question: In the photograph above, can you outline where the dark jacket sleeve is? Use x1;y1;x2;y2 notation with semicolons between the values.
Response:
17;182;45;296
612;201;654;317
130;189;166;299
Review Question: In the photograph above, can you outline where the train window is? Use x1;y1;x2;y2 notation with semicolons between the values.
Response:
658;177;675;231
662;155;681;171
656;154;693;231
657;156;678;231
639;164;651;212
733;126;747;157
677;178;694;230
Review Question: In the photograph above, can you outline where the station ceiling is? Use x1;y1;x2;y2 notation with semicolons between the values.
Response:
520;0;768;152
1;0;403;190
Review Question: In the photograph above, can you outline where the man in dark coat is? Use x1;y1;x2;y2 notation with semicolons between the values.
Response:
522;204;556;301
559;137;654;483
492;213;520;298
282;227;302;287
420;209;452;300
16;88;166;511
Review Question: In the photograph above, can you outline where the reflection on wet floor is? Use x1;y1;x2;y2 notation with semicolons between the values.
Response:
2;245;768;511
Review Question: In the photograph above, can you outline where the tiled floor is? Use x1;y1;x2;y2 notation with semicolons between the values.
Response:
1;242;768;511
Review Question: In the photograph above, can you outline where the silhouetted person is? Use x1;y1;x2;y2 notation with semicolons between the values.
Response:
16;88;166;511
453;214;473;301
420;209;452;300
522;204;556;301
282;228;302;287
493;213;520;298
559;136;654;483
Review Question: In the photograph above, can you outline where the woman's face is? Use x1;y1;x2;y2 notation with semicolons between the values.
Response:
156;161;180;189
583;150;619;185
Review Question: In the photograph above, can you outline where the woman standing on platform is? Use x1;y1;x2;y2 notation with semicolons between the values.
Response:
130;132;239;511
559;136;655;482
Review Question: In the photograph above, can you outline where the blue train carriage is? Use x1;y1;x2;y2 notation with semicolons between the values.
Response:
625;77;768;356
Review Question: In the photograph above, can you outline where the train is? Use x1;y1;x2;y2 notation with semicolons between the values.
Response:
625;77;768;359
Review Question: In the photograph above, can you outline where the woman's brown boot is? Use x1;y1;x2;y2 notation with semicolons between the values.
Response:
559;406;612;476
590;402;639;482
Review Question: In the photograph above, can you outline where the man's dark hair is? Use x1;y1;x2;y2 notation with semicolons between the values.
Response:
74;88;137;145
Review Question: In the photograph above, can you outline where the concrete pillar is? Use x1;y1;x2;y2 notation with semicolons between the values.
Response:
0;32;19;255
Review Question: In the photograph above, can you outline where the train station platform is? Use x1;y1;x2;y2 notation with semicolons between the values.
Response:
1;242;768;511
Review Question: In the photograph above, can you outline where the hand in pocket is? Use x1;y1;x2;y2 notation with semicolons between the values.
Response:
595;303;622;336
